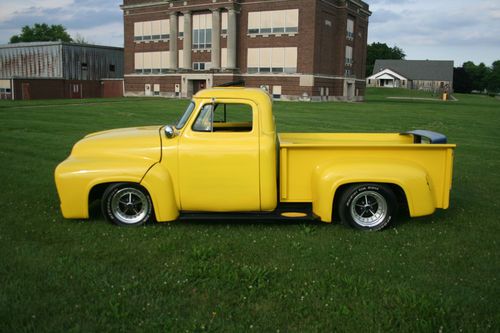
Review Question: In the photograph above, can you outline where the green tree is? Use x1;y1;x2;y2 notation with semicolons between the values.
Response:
453;67;473;93
10;23;72;43
463;61;491;92
72;33;91;45
486;60;500;93
366;42;406;77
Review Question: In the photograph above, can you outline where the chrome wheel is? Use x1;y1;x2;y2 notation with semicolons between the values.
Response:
339;183;398;231
350;191;388;227
102;183;152;226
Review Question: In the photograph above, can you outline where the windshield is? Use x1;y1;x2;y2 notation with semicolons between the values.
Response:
175;101;195;129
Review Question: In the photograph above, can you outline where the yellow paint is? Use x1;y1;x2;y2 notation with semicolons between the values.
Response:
55;87;455;224
281;212;308;218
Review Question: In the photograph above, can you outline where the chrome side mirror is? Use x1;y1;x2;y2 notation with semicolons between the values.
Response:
164;125;177;139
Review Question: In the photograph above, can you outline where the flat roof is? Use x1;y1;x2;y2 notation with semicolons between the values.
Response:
0;41;123;51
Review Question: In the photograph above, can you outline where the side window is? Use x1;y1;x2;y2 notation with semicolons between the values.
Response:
192;104;214;132
193;103;253;132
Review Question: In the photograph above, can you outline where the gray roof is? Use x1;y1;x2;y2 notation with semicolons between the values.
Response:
372;60;454;81
0;41;123;51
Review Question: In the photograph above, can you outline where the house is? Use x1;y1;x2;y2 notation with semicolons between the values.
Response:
366;60;454;92
121;0;371;101
0;41;124;100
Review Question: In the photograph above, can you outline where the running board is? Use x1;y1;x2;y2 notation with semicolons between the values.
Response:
178;203;317;222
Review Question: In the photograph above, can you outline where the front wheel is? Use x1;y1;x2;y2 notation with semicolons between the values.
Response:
102;183;153;226
338;183;398;231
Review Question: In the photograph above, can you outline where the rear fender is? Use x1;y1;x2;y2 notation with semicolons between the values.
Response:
140;163;179;222
311;160;435;222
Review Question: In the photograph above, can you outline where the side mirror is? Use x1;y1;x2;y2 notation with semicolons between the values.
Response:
164;125;177;139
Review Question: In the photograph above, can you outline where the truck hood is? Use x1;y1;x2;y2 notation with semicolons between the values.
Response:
70;126;163;161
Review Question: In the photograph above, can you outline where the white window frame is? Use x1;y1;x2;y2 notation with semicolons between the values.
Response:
247;9;299;35
347;18;354;40
247;47;297;74
345;46;353;66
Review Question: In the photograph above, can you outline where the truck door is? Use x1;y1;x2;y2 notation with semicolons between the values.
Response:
178;101;260;212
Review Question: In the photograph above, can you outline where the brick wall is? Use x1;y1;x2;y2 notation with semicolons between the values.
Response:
122;0;370;100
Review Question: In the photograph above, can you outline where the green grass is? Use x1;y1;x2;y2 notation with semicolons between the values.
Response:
0;88;499;332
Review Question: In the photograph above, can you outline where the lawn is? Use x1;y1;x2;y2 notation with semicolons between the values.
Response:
0;88;499;332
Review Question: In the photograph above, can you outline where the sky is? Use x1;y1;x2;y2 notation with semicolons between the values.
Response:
0;0;499;67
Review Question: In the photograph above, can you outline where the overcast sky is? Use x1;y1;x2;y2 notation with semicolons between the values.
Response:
0;0;499;67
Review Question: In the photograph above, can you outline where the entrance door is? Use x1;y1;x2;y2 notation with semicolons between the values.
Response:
192;80;206;95
70;83;82;98
22;83;31;100
145;84;152;96
177;101;260;212
346;82;355;99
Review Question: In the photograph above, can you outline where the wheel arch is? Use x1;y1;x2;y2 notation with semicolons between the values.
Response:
311;160;436;222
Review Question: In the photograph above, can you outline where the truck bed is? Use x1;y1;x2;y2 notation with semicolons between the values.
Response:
278;132;456;212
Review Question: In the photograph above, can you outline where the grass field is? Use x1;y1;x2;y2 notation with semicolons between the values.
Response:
0;88;499;332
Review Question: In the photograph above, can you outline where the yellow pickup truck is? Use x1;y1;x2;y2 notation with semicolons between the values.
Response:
55;87;456;231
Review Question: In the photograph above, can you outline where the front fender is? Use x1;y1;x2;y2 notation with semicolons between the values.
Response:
140;163;179;222
55;157;155;219
311;159;435;222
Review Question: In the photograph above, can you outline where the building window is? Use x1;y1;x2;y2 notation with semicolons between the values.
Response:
345;69;352;76
193;14;212;49
247;47;297;74
178;15;184;38
178;49;183;68
221;12;228;35
109;64;115;72
346;18;354;40
134;20;169;42
221;48;227;68
193;62;211;71
134;51;170;74
345;46;353;66
272;85;282;99
248;9;299;35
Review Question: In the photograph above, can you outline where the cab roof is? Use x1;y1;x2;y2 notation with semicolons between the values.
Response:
193;87;272;106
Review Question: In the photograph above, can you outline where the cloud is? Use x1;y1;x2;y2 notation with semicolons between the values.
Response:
367;0;500;65
369;9;402;24
0;0;123;46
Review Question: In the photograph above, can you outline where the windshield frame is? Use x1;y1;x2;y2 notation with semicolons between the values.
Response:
175;101;195;130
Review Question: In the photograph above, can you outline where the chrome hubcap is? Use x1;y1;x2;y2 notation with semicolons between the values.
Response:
111;188;149;224
350;191;388;227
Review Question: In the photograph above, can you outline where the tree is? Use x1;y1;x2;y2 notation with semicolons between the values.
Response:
486;60;500;93
73;33;91;45
453;67;473;93
366;42;406;77
454;61;500;94
10;23;72;43
463;61;491;92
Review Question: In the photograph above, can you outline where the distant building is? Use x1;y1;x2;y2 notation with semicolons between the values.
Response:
121;0;371;101
0;41;124;100
366;60;454;92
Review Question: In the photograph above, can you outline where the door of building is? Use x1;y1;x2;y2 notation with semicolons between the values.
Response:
70;83;82;98
22;83;31;100
145;84;152;96
192;80;206;95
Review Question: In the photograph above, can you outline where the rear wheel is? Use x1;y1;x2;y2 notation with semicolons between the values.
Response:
102;183;152;226
339;183;398;231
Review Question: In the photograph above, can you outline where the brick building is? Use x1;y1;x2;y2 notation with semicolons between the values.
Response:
121;0;370;101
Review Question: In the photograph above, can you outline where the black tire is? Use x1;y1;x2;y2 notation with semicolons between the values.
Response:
338;183;398;231
101;183;153;226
